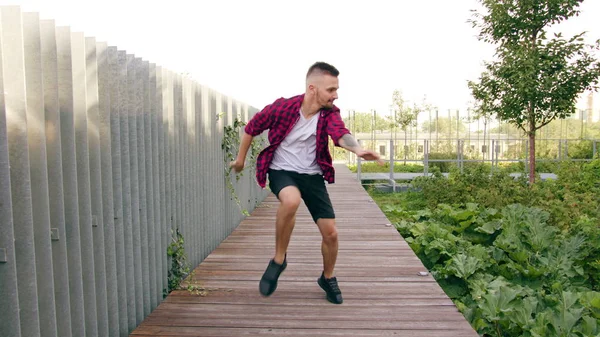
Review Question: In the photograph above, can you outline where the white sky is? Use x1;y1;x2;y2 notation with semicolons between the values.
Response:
3;0;600;117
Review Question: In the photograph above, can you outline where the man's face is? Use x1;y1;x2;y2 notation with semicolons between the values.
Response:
313;74;339;109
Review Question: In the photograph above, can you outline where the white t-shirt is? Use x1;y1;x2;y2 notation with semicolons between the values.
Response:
269;109;322;175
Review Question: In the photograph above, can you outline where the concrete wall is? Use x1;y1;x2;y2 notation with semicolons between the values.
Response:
0;6;268;337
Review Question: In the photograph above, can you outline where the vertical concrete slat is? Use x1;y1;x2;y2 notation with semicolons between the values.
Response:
56;25;86;337
190;80;197;266
23;12;58;337
71;31;98;337
206;88;213;255
215;92;225;243
141;59;153;314
193;83;201;265
84;36;108;337
119;51;136;333
134;57;150;317
96;41;120;336
40;18;72;337
156;66;168;296
144;61;158;310
174;75;183;255
111;48;130;336
181;77;188;264
201;88;209;254
126;54;144;324
182;77;192;265
210;89;218;254
164;69;174;291
0;11;22;337
1;7;41;337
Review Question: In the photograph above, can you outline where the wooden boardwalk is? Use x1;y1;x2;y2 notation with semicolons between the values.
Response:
131;165;479;337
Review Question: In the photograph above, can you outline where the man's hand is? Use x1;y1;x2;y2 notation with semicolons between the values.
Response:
229;160;245;173
355;149;384;165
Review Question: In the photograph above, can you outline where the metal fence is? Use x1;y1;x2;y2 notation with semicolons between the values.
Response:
0;6;268;337
352;138;598;186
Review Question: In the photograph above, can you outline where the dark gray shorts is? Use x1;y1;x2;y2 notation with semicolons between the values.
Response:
268;169;335;223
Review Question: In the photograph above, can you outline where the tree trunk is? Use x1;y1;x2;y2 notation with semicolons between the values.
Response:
529;131;536;184
483;120;487;161
404;130;407;165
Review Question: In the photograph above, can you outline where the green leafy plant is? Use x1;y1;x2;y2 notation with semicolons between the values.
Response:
369;159;600;336
166;228;190;294
165;229;210;296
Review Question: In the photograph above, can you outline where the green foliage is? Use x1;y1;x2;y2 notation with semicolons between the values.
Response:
421;116;467;134
343;111;391;133
370;159;600;336
427;152;458;172
166;228;189;294
165;229;209;296
388;90;422;132
347;162;424;173
410;159;600;227
567;140;596;159
349;153;596;177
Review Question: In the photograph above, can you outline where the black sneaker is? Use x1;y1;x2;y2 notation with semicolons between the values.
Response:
259;256;287;296
318;272;343;304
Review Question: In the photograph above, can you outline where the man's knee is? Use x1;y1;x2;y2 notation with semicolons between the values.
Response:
278;186;301;212
319;220;338;244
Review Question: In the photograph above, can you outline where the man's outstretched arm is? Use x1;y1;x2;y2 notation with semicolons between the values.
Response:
339;134;384;164
229;132;254;173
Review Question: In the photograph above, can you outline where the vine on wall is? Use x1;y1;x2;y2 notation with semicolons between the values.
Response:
219;113;265;216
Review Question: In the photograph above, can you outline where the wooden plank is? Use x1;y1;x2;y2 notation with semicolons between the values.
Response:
130;165;478;336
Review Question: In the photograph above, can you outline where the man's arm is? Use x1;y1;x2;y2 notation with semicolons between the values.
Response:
339;134;384;164
338;134;361;153
230;132;253;173
230;98;280;172
326;109;383;164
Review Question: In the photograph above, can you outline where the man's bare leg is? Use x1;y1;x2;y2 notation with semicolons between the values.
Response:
316;218;343;304
274;186;301;264
316;218;338;278
259;186;301;296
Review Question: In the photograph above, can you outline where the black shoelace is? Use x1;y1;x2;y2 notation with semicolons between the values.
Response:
326;277;341;294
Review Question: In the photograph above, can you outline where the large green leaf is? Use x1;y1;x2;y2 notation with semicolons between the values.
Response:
577;316;598;336
447;253;481;279
509;296;538;331
546;291;585;336
478;286;520;321
476;220;502;234
580;291;600;319
523;208;555;253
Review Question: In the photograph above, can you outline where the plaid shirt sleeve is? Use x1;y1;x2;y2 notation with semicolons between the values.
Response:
326;108;351;146
244;99;279;136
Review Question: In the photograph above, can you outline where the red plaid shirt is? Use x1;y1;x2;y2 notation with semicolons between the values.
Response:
245;94;351;188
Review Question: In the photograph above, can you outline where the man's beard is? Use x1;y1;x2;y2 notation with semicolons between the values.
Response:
321;99;334;109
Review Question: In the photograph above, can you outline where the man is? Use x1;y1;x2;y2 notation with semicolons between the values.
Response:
230;62;381;304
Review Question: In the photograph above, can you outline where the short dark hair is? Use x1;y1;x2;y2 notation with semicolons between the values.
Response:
306;62;339;78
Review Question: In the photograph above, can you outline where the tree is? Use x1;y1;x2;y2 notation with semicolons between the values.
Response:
343;111;390;134
421;116;467;134
468;0;600;183
388;90;422;164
